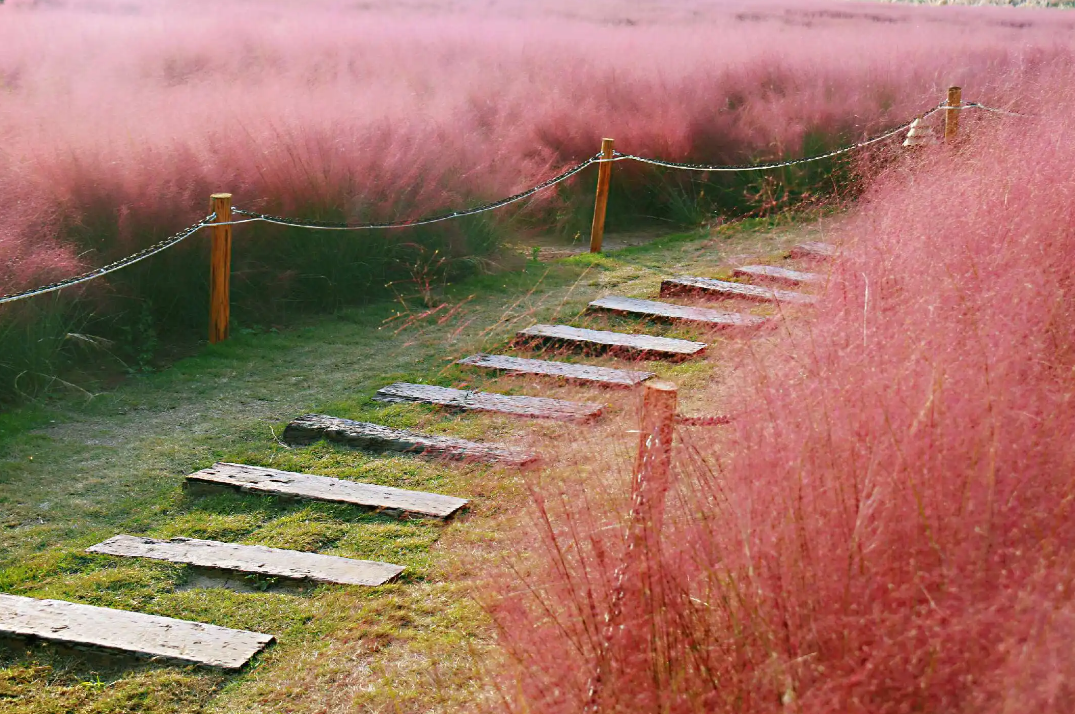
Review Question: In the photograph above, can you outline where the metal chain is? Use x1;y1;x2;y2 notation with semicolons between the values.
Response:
611;104;944;173
960;102;1027;117
232;156;599;230
0;215;216;306
2;98;1015;308
675;414;732;427
0;158;597;306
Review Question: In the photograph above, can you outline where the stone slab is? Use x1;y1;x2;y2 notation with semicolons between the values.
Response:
187;462;467;519
588;295;766;328
88;535;403;586
660;276;816;305
788;241;837;259
0;593;273;670
374;382;602;421
515;324;705;360
283;414;536;465
457;353;654;387
733;265;821;286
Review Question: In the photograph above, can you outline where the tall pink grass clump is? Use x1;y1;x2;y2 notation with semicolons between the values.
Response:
486;73;1075;712
2;0;1075;298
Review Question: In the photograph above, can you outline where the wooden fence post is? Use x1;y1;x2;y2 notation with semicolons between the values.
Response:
585;379;678;711
631;379;678;534
945;86;962;142
209;193;232;344
589;138;615;254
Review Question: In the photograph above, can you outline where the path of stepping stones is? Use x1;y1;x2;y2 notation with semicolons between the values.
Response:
0;243;829;669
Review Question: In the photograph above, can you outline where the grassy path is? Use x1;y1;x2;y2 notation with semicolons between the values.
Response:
0;220;810;713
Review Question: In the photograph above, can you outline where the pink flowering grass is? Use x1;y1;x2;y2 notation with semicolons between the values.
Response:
0;0;1072;397
485;69;1075;712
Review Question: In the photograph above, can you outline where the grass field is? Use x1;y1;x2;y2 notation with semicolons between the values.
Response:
0;218;809;712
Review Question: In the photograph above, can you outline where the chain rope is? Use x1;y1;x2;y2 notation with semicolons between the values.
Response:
0;215;215;306
231;156;598;230
675;414;732;426
960;101;1027;117
0;99;1024;307
611;104;943;173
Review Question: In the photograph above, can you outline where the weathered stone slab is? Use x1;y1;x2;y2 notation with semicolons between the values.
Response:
88;535;403;586
0;593;273;670
457;353;654;387
733;265;821;286
283;414;536;465
516;324;706;360
660;276;817;305
374;382;602;421
588;295;766;328
788;241;837;259
187;462;467;519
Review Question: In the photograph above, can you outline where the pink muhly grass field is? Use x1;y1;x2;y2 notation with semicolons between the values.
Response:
1;0;1073;297
484;72;1075;712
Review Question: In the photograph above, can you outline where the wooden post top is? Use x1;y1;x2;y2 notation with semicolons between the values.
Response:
645;380;678;394
211;193;232;200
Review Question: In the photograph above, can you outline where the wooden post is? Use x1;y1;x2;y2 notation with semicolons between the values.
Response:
208;193;232;344
584;379;678;712
589;138;615;254
631;379;678;534
945;86;962;142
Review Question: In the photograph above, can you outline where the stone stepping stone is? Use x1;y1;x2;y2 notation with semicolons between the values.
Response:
588;295;766;328
733;265;821;286
0;593;273;670
516;324;705;360
374;382;602;421
187;462;467;519
789;241;836;259
88;535;403;586
660;276;816;305
457;353;654;388
283;414;536;465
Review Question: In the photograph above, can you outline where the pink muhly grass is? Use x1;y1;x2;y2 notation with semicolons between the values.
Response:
2;0;1074;297
484;73;1075;712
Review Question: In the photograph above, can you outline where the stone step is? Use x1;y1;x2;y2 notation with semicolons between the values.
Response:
588;295;766;328
515;324;705;360
788;241;836;259
0;593;273;670
283;414;536;465
660;276;816;305
457;353;654;387
374;382;602;421
187;462;468;519
733;265;821;286
88;535;403;586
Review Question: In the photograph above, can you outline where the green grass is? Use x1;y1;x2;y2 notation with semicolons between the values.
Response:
0;218;815;713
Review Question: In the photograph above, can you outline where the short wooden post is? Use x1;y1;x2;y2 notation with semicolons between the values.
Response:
208;193;232;344
589;138;615;254
631;379;678;534
945;86;962;142
584;379;678;712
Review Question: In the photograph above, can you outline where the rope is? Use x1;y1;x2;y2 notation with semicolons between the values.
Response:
0;215;216;306
961;102;1027;117
675;414;732;427
0;98;1019;307
610;105;942;173
231;156;598;230
0;158;596;306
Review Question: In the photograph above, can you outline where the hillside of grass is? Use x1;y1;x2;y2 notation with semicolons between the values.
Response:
2;0;1074;402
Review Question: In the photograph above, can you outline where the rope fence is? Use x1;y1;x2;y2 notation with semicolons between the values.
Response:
0;216;216;307
0;90;1024;340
